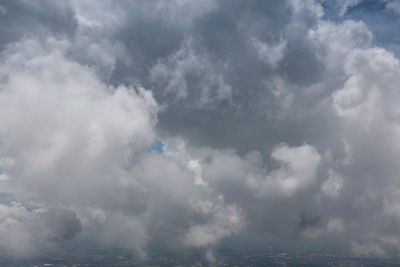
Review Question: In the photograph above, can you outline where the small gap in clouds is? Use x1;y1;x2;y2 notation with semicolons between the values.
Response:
147;139;164;154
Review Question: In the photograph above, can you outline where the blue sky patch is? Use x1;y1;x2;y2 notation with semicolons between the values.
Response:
147;139;164;154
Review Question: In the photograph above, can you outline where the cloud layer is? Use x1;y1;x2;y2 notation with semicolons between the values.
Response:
1;0;400;261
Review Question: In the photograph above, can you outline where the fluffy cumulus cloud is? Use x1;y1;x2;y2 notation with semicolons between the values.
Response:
0;202;81;258
1;0;400;262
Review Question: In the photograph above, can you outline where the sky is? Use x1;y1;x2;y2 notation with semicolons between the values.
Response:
1;0;400;263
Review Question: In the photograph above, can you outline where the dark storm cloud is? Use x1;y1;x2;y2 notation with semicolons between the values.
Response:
44;207;82;241
0;0;77;49
134;0;331;156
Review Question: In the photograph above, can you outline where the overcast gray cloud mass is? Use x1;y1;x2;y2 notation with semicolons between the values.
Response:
1;0;400;262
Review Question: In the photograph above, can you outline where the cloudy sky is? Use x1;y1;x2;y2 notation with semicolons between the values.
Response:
1;0;400;262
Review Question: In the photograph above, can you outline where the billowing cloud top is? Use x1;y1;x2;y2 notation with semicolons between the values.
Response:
1;0;400;262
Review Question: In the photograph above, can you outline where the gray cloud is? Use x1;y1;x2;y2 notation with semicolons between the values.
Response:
0;0;400;262
0;0;76;49
0;202;81;258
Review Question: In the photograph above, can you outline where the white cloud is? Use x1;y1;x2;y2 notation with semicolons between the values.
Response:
327;218;345;234
150;39;232;106
0;37;157;200
260;144;321;198
183;205;242;247
384;0;400;15
251;37;287;66
322;170;344;196
337;0;361;16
